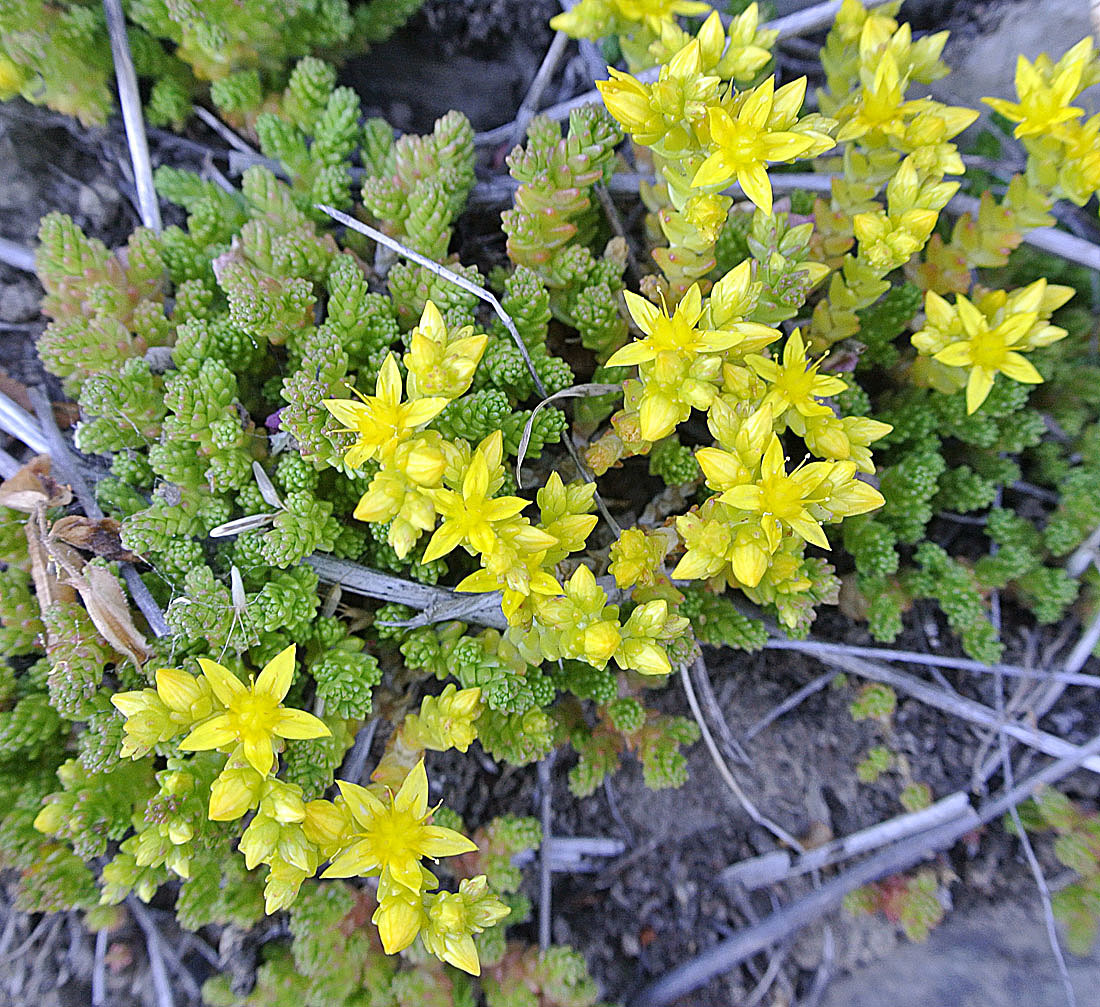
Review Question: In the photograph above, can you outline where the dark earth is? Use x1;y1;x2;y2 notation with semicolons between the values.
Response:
2;1;1100;1004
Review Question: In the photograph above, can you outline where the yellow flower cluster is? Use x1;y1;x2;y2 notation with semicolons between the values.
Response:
112;652;500;972
911;279;1071;413
808;1;977;347
325;301;693;676
324;300;486;559
597;7;830;295
551;0;713;72
982;38;1100;207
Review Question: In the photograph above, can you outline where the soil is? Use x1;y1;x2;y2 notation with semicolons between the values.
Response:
3;2;1100;1006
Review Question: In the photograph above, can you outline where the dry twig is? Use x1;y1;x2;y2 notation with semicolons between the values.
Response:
102;0;160;230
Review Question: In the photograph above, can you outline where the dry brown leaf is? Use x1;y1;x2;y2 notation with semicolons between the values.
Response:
24;520;77;613
0;455;72;513
51;514;136;562
66;563;152;668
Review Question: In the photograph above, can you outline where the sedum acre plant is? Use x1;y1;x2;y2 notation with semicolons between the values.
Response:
0;0;424;127
4;0;1100;997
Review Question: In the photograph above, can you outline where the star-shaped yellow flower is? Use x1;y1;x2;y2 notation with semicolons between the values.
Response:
323;354;449;468
982;42;1088;138
321;761;477;892
422;431;532;563
179;646;329;777
747;328;847;422
720;434;836;551
932;295;1042;414
692;77;818;212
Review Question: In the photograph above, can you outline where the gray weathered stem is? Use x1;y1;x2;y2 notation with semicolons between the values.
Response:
102;0;161;231
720;791;975;891
813;651;1100;776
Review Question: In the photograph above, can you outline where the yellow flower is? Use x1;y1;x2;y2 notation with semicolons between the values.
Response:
421;876;510;976
322;354;449;468
405;684;483;754
931;295;1043;413
112;667;216;758
612;0;711;33
692;77;819;213
982;42;1089;138
596;38;720;151
403;300;488;401
747;328;847;422
607;284;753;368
321;761;477;892
720;435;837;551
178;646;330;777
422;430;532;563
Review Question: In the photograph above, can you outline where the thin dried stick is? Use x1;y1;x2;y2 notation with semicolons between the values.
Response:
315;203;620;532
91;927;108;1007
102;0;160;231
0;390;51;454
720;791;975;891
594;182;643;286
537;753;555;952
808;651;1100;776
691;651;751;765
510;31;571;147
127;897;174;1007
976;602;1100;785
339;718;379;784
29;386;171;638
192;104;260;156
307;553;508;629
559;0;607;84
683;658;805;853
0;447;20;479
0;237;35;274
743;670;837;741
764;637;1100;688
742;940;790;1007
995;673;1077;1007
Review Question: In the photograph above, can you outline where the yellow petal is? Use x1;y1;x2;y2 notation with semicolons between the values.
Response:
402;396;450;427
623;289;660;335
965;367;995;414
335;779;386;828
242;734;275;777
731;542;768;587
720;484;763;511
441;933;481;976
179;715;236;752
394;760;429;818
376;354;402;403
422;520;466;564
419;825;478;858
320;838;379;879
272;708;331;740
255;644;296;702
373;896;422;953
788;512;830;549
737;162;773;214
605;341;656;368
691;150;734;189
999;352;1043;384
196;658;246;706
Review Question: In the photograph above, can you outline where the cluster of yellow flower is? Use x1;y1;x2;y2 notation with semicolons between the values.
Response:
325;299;690;676
110;648;505;974
596;6;824;297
